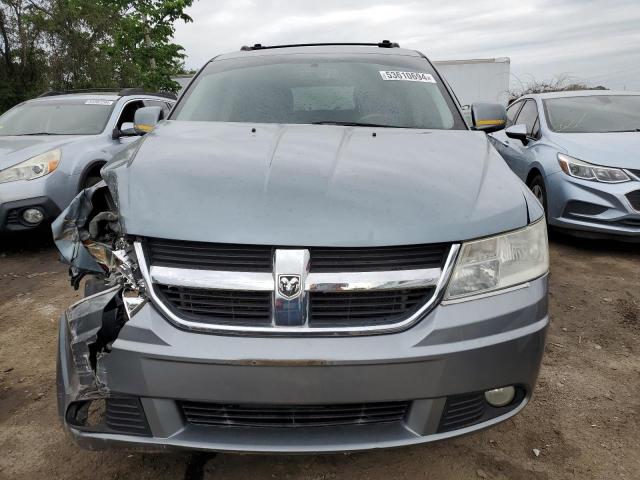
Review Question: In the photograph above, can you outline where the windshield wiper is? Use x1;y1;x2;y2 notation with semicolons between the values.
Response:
609;128;640;132
312;121;407;129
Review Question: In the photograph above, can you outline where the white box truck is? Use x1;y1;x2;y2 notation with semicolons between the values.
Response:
434;57;511;107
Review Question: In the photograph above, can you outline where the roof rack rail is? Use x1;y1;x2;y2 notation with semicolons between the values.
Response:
36;88;177;100
117;88;177;100
38;88;117;98
240;40;400;51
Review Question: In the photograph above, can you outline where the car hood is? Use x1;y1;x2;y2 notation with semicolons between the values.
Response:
0;135;88;170
548;132;640;169
104;122;530;246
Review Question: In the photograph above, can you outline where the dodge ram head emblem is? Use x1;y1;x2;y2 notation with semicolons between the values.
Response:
278;274;301;299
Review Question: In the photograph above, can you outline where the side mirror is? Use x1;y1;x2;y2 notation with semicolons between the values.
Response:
111;122;136;140
134;106;163;135
505;124;529;145
471;103;507;133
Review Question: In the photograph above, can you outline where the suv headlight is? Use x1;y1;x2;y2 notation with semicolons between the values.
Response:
0;149;61;184
445;219;549;300
557;153;630;183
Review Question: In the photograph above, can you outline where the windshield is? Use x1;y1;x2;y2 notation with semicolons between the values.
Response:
544;95;640;133
0;99;115;135
172;53;465;130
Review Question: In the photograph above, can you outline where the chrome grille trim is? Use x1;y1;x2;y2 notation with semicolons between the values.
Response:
307;269;440;292
135;242;460;336
151;267;274;291
149;266;442;292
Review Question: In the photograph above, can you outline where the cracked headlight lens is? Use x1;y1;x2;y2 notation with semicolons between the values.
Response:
445;219;549;300
557;153;630;183
0;149;61;184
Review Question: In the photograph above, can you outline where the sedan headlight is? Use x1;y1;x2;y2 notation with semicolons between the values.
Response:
445;219;549;300
557;153;630;183
0;149;61;184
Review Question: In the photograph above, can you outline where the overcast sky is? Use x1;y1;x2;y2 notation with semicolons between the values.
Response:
174;0;640;91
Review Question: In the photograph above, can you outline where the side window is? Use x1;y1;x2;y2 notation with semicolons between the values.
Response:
144;99;172;118
506;101;522;127
515;100;540;138
116;100;145;128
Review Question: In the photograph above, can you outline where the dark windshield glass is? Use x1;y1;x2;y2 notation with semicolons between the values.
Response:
172;54;465;130
544;95;640;133
0;99;115;135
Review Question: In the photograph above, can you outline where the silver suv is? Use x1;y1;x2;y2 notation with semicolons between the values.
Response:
53;42;549;453
0;89;174;233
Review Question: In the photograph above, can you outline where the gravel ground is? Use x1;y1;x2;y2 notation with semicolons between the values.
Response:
0;231;638;480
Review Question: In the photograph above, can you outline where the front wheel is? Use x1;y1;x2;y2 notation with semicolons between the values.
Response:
82;175;102;190
528;173;548;217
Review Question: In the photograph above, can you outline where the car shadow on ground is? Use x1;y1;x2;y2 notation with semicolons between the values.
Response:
549;229;640;257
0;229;55;256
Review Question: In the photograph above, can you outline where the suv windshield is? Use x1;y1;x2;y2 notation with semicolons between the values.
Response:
544;95;640;133
0;99;115;135
172;53;465;130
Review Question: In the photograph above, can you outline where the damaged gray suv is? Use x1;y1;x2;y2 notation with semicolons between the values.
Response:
53;42;549;453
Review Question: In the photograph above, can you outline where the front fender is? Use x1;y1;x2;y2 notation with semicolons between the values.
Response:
51;182;109;274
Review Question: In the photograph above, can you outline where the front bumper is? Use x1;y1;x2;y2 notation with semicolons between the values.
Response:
57;276;548;453
546;171;640;240
0;171;79;232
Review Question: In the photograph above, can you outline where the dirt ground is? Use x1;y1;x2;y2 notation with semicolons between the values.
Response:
0;231;638;480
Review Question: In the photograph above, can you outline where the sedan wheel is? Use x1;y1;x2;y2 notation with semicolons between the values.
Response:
528;174;548;218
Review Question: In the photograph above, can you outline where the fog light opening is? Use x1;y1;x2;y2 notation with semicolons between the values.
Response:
484;386;515;407
22;208;44;225
66;399;106;428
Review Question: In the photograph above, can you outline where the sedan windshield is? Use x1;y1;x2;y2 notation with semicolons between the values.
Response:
0;99;115;135
544;95;640;133
172;54;465;130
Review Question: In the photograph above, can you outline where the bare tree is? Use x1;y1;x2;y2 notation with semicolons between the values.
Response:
509;74;608;103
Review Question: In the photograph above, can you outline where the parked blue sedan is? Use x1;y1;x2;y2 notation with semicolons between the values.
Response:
490;91;640;241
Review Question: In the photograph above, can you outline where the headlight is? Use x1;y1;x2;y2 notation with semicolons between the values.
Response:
557;153;630;183
445;219;549;300
0;149;61;184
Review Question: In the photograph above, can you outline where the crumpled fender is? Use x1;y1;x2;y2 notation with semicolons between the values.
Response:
51;181;109;274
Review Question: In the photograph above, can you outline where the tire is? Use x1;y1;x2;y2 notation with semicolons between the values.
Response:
82;175;102;190
84;277;109;297
528;173;548;216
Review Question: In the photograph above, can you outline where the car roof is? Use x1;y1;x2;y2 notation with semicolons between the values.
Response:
522;90;640;101
215;44;423;61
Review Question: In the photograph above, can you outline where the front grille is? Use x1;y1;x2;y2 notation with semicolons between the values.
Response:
308;244;449;272
438;393;486;433
626;190;640;211
144;238;449;331
145;238;274;272
144;237;449;273
309;288;434;327
628;169;640;180
156;285;272;326
105;397;151;436
180;401;410;428
620;218;640;227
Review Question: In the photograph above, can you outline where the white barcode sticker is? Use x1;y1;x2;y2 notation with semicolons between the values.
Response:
84;99;114;106
379;71;436;83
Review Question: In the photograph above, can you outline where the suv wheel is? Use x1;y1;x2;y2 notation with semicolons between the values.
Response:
82;175;102;190
84;277;109;297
